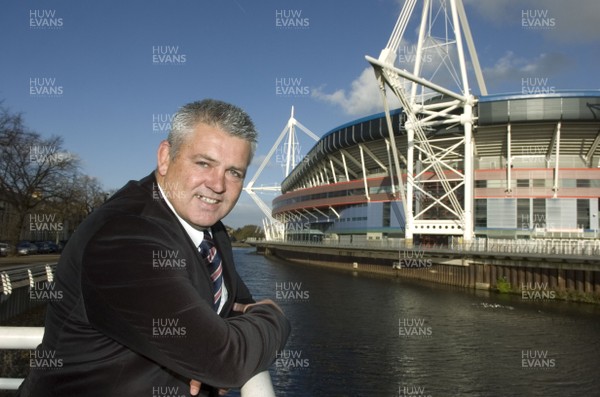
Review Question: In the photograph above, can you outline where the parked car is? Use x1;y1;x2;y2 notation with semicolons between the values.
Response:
16;241;39;255
0;243;10;257
47;241;60;253
34;241;58;254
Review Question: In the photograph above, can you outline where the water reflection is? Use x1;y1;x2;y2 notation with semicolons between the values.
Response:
233;248;600;397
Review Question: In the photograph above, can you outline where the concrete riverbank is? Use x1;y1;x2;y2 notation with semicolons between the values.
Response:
254;241;600;304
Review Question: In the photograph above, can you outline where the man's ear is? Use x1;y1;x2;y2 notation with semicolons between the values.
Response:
157;140;171;176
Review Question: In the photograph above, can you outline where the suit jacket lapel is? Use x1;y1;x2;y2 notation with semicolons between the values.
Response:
139;173;217;307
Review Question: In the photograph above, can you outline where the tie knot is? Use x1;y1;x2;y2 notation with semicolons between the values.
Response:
202;230;212;243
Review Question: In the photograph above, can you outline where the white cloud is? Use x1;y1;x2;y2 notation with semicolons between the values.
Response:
312;67;398;117
311;68;379;116
483;51;570;88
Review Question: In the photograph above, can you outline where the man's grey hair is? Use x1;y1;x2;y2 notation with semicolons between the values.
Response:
167;99;258;161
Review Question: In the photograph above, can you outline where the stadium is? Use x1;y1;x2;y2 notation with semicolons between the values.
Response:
254;0;600;250
269;92;600;246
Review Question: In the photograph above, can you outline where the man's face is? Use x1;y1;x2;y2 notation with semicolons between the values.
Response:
156;123;252;229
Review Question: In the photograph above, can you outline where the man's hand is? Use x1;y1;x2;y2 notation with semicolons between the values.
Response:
189;379;228;396
233;299;284;315
189;300;284;396
190;380;201;396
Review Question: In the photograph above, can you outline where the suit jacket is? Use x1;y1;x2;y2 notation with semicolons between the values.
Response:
18;173;290;396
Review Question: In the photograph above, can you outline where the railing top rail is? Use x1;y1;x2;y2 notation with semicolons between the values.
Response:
1;263;58;295
0;327;44;349
257;238;600;258
0;263;58;274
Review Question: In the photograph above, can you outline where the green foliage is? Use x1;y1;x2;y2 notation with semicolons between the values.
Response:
496;276;512;293
229;225;264;242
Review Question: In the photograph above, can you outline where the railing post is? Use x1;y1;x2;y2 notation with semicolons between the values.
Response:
27;270;34;288
1;272;11;296
45;265;54;282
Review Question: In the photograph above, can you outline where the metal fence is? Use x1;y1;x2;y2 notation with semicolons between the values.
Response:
1;264;56;296
0;263;56;390
254;237;600;257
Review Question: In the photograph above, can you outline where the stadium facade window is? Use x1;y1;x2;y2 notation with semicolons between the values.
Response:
576;179;591;188
475;199;487;228
475;180;487;188
486;180;504;188
532;199;546;228
532;179;546;188
577;199;590;229
370;185;394;194
517;179;529;188
382;202;391;227
517;198;530;230
561;179;576;188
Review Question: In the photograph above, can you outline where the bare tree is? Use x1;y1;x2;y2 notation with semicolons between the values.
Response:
53;173;110;238
0;105;80;245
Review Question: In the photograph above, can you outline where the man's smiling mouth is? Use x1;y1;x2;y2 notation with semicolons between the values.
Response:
194;194;219;204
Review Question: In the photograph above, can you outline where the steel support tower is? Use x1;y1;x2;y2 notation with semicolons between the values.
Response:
366;0;488;246
243;107;319;240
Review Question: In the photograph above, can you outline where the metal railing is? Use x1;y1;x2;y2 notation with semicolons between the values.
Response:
0;326;44;390
0;326;275;395
0;263;56;390
0;263;277;395
256;236;600;257
1;264;56;296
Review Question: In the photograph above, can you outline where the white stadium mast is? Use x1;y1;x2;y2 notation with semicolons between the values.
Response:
243;107;319;240
366;0;487;246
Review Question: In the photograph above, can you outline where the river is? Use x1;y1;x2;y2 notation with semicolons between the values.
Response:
232;247;600;397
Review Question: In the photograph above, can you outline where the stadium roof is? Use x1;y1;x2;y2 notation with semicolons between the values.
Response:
281;91;600;193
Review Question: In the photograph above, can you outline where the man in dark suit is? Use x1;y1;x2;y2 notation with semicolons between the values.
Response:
18;99;290;396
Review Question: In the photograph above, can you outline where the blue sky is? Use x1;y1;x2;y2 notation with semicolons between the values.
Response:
2;0;599;227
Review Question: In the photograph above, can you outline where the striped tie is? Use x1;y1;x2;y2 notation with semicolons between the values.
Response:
199;230;223;311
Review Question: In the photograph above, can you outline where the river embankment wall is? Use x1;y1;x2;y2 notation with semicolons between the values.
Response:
255;242;600;303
